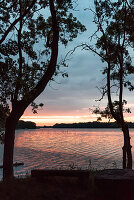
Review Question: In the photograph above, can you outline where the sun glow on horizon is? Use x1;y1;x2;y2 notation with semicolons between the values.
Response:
20;114;134;126
21;115;94;126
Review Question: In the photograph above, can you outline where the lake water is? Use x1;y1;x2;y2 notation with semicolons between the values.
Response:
0;128;134;179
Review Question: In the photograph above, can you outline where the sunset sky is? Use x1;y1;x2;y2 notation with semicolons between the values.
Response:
21;0;134;126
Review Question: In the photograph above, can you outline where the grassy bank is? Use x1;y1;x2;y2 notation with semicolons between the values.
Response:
0;173;95;200
1;169;134;200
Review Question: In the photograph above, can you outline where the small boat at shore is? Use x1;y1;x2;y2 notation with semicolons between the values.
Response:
0;162;24;168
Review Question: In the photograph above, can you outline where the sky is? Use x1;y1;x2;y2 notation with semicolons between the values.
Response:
21;0;134;126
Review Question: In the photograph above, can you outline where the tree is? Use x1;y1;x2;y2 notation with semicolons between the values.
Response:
83;0;134;169
0;0;86;180
0;104;9;144
0;104;9;129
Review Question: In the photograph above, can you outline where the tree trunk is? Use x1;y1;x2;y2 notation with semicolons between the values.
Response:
122;145;127;169
122;123;132;169
127;145;132;169
3;103;25;181
3;114;17;180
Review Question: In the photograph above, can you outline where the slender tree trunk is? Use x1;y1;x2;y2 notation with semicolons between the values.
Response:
122;123;132;169
126;130;132;169
122;145;127;169
127;145;132;169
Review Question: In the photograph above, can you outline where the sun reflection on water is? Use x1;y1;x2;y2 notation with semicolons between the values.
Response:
1;128;134;179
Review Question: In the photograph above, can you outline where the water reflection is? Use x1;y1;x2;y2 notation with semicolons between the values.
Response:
1;128;134;178
15;129;123;156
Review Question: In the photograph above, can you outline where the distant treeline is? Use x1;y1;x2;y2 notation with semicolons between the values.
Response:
52;122;134;128
16;120;36;129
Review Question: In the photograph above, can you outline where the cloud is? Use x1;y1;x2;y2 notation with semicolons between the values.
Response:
22;0;134;125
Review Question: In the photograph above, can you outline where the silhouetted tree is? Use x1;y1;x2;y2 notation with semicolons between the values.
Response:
84;0;134;169
0;104;10;129
0;0;86;180
0;104;9;144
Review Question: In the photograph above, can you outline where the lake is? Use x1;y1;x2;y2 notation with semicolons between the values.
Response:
0;128;134;179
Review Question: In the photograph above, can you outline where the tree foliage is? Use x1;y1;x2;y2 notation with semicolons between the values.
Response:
0;0;86;180
85;0;134;169
0;0;86;112
84;0;134;122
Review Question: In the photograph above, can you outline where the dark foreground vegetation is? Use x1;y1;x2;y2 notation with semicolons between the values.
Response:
1;169;134;200
0;175;95;200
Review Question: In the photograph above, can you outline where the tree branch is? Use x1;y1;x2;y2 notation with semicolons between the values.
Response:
14;0;23;102
21;0;59;106
0;0;37;44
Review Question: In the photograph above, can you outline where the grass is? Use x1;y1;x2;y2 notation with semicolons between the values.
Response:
0;172;96;200
0;160;121;200
1;168;133;200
